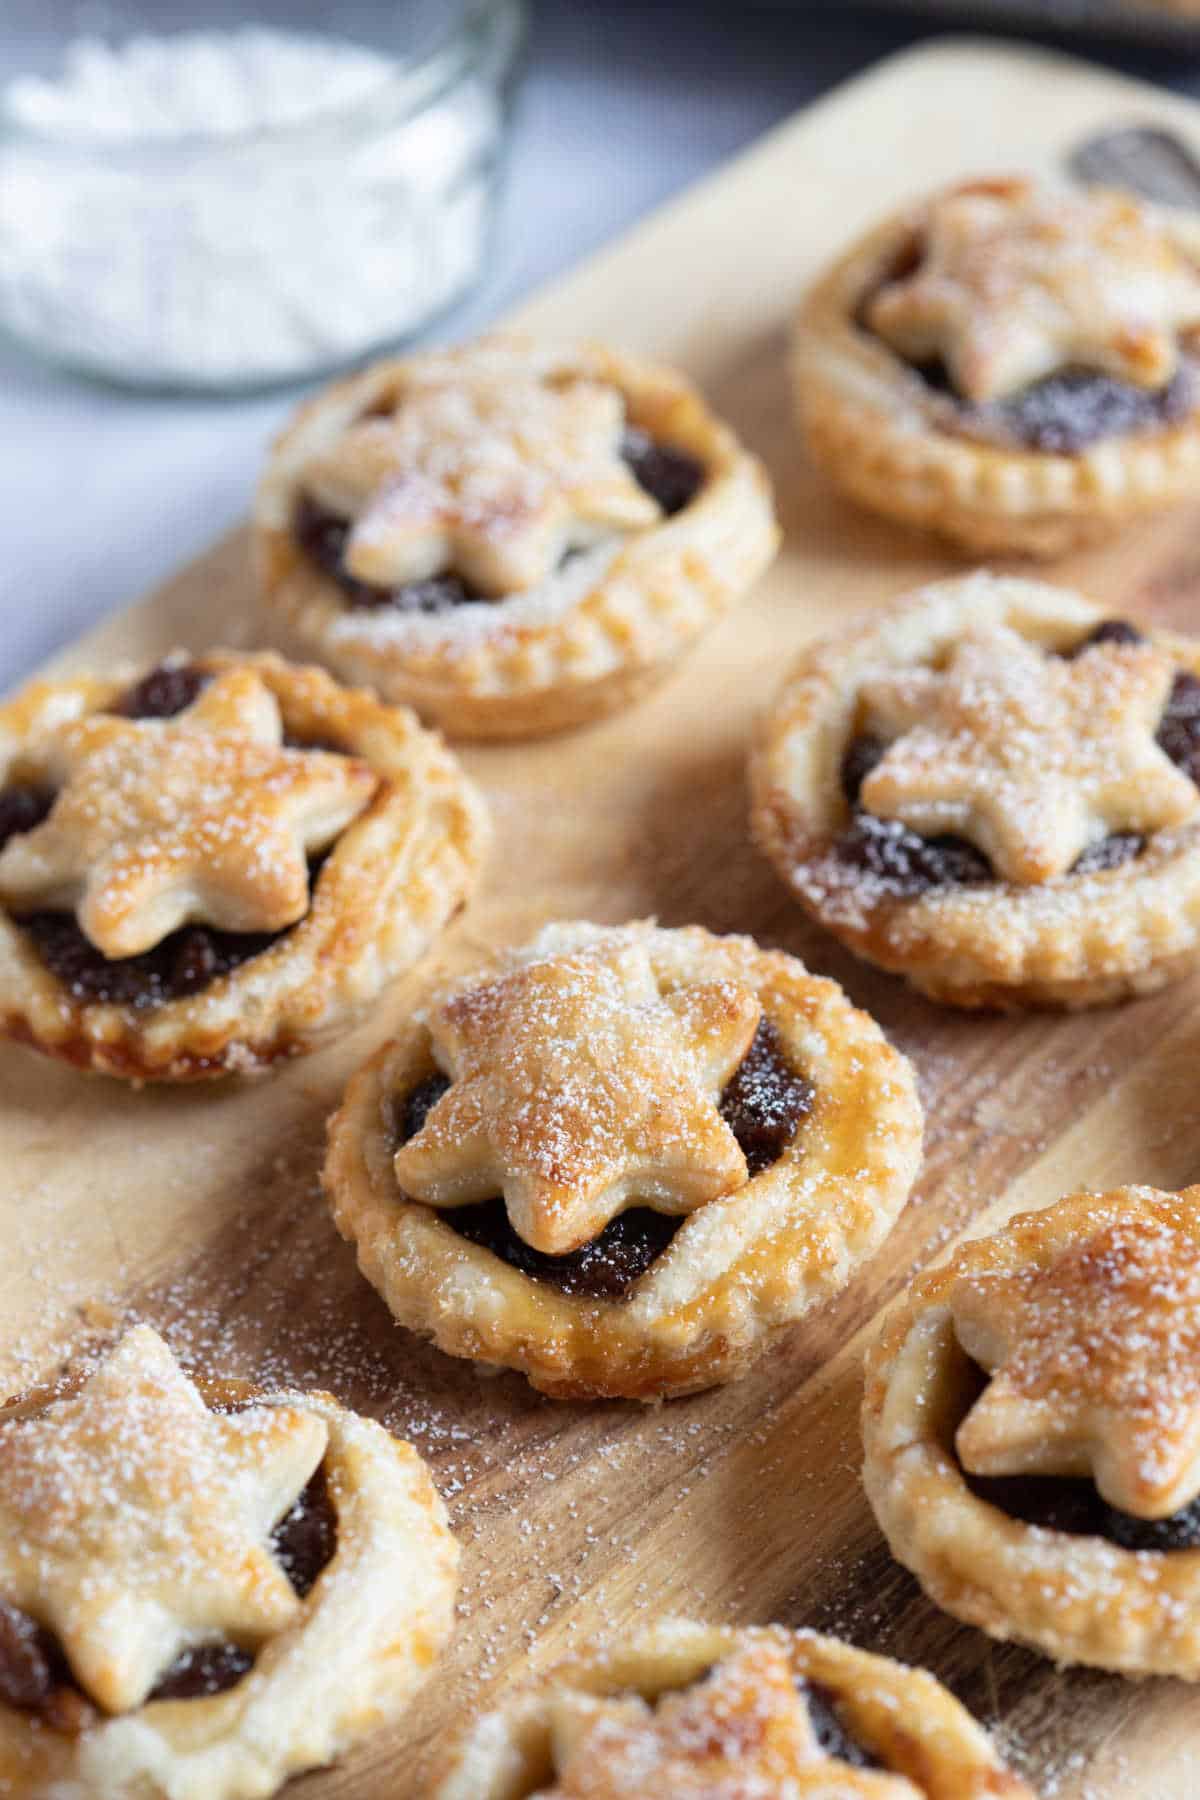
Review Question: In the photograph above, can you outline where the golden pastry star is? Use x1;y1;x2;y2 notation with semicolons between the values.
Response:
0;1325;327;1714
866;180;1200;404
539;1643;916;1798
953;1200;1200;1519
857;625;1198;884
0;666;377;957
300;374;660;597
393;933;761;1256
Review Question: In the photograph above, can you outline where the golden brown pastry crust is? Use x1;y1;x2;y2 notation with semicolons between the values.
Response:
862;1186;1200;1677
0;1331;459;1800
790;179;1200;558
430;1619;1033;1799
750;572;1200;1009
254;337;779;740
0;650;488;1082
325;921;922;1402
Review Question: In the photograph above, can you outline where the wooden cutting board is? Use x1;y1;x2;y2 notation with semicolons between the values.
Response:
11;36;1200;1799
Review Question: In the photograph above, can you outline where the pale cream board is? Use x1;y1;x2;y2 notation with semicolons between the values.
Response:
6;37;1200;1799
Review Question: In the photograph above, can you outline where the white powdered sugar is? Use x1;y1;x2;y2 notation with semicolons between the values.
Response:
0;26;504;386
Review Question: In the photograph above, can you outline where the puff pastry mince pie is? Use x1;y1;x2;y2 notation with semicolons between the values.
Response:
862;1184;1200;1676
431;1618;1033;1798
325;920;922;1400
0;649;488;1080
254;336;779;740
0;1324;459;1799
792;176;1200;556
751;571;1200;1008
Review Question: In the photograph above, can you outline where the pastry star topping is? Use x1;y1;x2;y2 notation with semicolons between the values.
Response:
394;933;761;1256
0;1325;327;1714
953;1200;1200;1520
857;626;1198;884
866;179;1200;404
300;374;661;596
0;667;377;957
538;1643;916;1798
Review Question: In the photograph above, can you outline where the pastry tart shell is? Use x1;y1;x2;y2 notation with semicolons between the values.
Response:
791;196;1200;558
0;651;489;1082
431;1617;1033;1799
750;573;1200;1009
0;1370;459;1800
862;1187;1200;1677
254;338;779;741
325;922;922;1401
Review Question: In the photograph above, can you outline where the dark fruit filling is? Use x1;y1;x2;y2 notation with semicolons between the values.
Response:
839;735;886;809
1064;619;1200;788
0;1457;336;1727
0;786;54;854
0;1602;92;1731
447;1197;684;1301
398;1071;453;1142
270;1463;338;1601
801;1679;882;1770
837;735;993;895
620;427;706;515
718;1019;814;1177
835;811;993;897
109;662;210;720
964;1469;1200;1551
901;351;1193;455
958;1356;1200;1551
1158;670;1200;787
1060;618;1145;658
834;615;1200;893
676;1668;882;1770
1071;832;1145;875
13;842;334;1012
1000;367;1193;456
292;425;704;612
147;1642;255;1703
292;493;483;612
19;912;280;1010
396;1021;812;1300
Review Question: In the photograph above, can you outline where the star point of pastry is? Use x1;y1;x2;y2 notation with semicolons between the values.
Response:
0;667;377;957
866;181;1200;404
0;1324;327;1714
953;1206;1200;1520
394;934;761;1256
300;374;660;597
857;626;1198;884
538;1643;916;1798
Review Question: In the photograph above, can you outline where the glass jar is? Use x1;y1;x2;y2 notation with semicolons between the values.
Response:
0;0;527;390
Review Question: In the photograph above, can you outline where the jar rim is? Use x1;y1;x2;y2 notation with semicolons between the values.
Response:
0;0;527;160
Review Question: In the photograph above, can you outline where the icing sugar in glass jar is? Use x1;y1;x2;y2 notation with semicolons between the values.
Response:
0;1;526;390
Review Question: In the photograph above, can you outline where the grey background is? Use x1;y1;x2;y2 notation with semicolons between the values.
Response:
3;2;1198;689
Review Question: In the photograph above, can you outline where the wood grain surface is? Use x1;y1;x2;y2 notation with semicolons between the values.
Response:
7;38;1200;1799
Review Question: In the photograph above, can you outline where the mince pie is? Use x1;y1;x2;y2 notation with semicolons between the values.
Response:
792;176;1200;556
0;649;488;1080
325;920;922;1400
0;1324;459;1798
254;335;779;740
751;571;1200;1008
863;1184;1200;1676
431;1618;1033;1798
